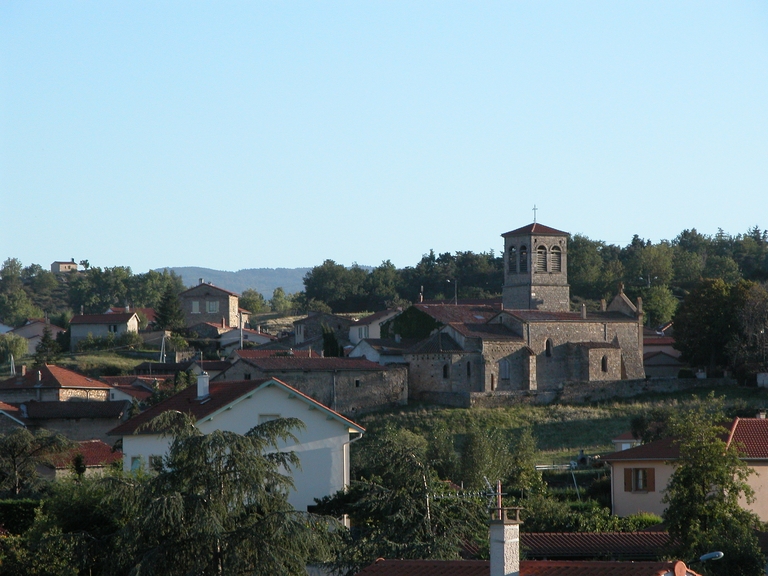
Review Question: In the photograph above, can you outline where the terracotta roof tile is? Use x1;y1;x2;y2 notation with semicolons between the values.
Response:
502;223;569;237
502;310;634;323
355;310;400;326
601;436;680;462
447;322;523;341
0;365;111;390
23;400;129;420
728;418;768;459
179;283;239;297
46;439;122;469
70;313;136;325
356;559;695;576
521;532;669;560
406;332;463;354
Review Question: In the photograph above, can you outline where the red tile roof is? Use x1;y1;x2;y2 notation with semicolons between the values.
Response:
415;303;500;325
46;439;122;469
23;400;129;420
501;310;635;323
406;332;463;354
355;310;400;326
502;223;569;237
521;532;669;560
728;418;768;459
240;357;386;371
109;377;364;436
447;322;523;341
107;307;156;322
0;364;111;390
601;436;680;463
356;559;695;576
70;313;137;325
179;283;239;297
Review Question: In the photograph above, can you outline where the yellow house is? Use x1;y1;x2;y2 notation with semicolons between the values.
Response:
603;417;768;521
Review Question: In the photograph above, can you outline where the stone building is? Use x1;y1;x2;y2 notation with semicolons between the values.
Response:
69;312;139;351
400;222;645;404
0;364;113;403
213;356;408;416
179;280;245;329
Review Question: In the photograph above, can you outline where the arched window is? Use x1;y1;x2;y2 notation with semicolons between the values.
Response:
536;245;547;272
550;246;562;272
499;359;510;380
443;364;449;379
519;246;528;273
545;339;553;357
508;246;517;274
491;374;495;390
467;361;471;378
601;356;608;372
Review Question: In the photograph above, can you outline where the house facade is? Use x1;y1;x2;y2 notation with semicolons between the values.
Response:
69;313;139;351
179;280;243;329
0;364;113;403
9;320;66;355
110;376;365;512
603;417;768;521
349;310;401;345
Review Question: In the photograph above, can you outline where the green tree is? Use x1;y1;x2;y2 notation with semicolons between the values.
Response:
642;285;678;327
110;411;337;575
0;333;28;364
0;428;71;495
506;426;544;497
33;325;60;366
270;287;294;314
459;424;511;490
322;324;343;357
154;286;186;331
317;425;486;575
240;288;267;314
662;395;764;576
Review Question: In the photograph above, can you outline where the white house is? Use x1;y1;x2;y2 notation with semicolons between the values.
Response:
348;310;401;345
69;313;139;351
109;374;365;512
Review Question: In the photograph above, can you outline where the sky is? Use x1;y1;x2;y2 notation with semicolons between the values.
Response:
2;2;767;274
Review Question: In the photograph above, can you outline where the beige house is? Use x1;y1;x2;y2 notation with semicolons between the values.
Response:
50;260;78;273
179;280;244;329
69;312;139;351
9;320;66;355
0;364;113;403
603;417;768;521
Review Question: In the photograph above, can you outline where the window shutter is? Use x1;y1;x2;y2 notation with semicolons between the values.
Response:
646;468;655;492
624;468;633;492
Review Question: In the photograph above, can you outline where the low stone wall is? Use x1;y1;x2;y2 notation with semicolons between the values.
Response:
413;391;471;408
452;377;739;409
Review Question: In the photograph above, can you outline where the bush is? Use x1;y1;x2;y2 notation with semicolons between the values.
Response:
0;499;40;534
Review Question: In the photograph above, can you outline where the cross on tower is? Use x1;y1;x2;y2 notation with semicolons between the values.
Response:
532;205;538;223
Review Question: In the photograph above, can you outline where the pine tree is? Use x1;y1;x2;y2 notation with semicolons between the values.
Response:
154;286;186;331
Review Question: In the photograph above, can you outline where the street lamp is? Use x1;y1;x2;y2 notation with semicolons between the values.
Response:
687;551;724;567
447;279;457;305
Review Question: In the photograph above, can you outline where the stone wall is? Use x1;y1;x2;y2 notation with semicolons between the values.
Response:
216;363;408;417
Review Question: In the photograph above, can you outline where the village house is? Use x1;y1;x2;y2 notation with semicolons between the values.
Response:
37;439;123;481
0;364;113;403
110;374;365;512
9;320;66;355
213;356;408;416
603;416;768;521
50;259;78;273
294;312;355;348
69;312;139;351
348;310;401;345
179;280;246;329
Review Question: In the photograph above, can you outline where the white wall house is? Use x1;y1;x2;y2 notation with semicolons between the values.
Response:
109;376;365;512
348;310;400;345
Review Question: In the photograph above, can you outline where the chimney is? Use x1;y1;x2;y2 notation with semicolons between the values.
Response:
600;299;606;312
21;365;26;377
637;297;643;314
199;278;204;285
758;411;766;419
490;508;521;576
581;303;587;319
37;370;42;383
197;372;210;399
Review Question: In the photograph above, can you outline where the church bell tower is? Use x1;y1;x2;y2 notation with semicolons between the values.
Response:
502;223;570;312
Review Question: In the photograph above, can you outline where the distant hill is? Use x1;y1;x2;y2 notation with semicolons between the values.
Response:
159;267;311;296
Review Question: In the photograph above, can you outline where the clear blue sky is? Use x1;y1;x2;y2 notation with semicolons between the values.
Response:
2;2;767;273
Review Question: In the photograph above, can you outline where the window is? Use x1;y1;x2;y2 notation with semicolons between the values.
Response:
355;379;361;388
466;361;471;378
550;246;562;272
499;359;510;380
244;373;251;380
191;301;200;314
519;246;528;273
508;246;517;274
624;468;655;492
601;355;608;372
443;364;449;379
259;414;280;424
149;455;163;473
207;300;219;313
545;339;553;357
536;245;547;272
130;457;142;472
490;374;495;390
109;324;118;333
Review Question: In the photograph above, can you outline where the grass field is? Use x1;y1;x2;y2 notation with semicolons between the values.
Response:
356;384;768;464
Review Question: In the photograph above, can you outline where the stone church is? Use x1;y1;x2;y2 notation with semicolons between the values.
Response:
401;222;645;402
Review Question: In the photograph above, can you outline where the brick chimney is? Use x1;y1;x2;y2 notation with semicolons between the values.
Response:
490;507;521;576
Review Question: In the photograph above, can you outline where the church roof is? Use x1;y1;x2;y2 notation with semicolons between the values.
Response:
414;303;500;324
502;223;568;237
406;332;463;354
499;310;637;323
447;322;523;341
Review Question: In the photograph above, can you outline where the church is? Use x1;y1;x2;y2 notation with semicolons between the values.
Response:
397;222;645;403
